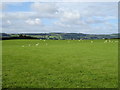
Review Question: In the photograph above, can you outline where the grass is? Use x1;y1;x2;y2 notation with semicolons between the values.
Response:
0;41;2;90
2;39;118;88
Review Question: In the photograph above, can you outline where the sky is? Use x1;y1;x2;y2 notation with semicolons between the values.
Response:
1;2;118;34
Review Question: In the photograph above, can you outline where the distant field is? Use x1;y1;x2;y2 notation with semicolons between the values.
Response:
2;39;118;88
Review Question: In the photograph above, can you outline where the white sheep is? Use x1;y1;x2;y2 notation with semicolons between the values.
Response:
104;40;107;43
35;43;39;46
91;41;93;43
22;45;25;47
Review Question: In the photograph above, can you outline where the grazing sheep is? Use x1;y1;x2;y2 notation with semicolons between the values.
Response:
35;43;39;46
109;40;111;43
22;45;24;47
91;41;93;43
104;40;107;43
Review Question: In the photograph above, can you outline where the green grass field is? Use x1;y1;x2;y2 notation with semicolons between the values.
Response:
2;39;118;88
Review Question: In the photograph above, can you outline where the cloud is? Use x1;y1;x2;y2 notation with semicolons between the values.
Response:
31;3;58;14
54;22;71;28
3;12;37;20
2;2;118;34
6;20;11;25
85;17;105;24
0;3;3;10
1;0;119;2
54;10;85;27
61;11;80;22
25;18;42;25
31;2;58;18
2;20;11;25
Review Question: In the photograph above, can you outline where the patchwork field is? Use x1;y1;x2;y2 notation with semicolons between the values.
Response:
2;39;118;88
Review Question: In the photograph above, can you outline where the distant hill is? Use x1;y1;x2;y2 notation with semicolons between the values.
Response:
0;33;38;40
0;33;11;37
0;33;119;40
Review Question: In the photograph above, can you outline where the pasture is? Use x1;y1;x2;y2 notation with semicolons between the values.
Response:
2;39;118;88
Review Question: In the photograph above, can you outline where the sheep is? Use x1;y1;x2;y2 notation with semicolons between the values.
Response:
22;45;25;47
104;40;108;43
91;41;93;43
35;43;39;46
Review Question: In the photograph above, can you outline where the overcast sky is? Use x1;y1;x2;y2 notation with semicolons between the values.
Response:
1;2;118;34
